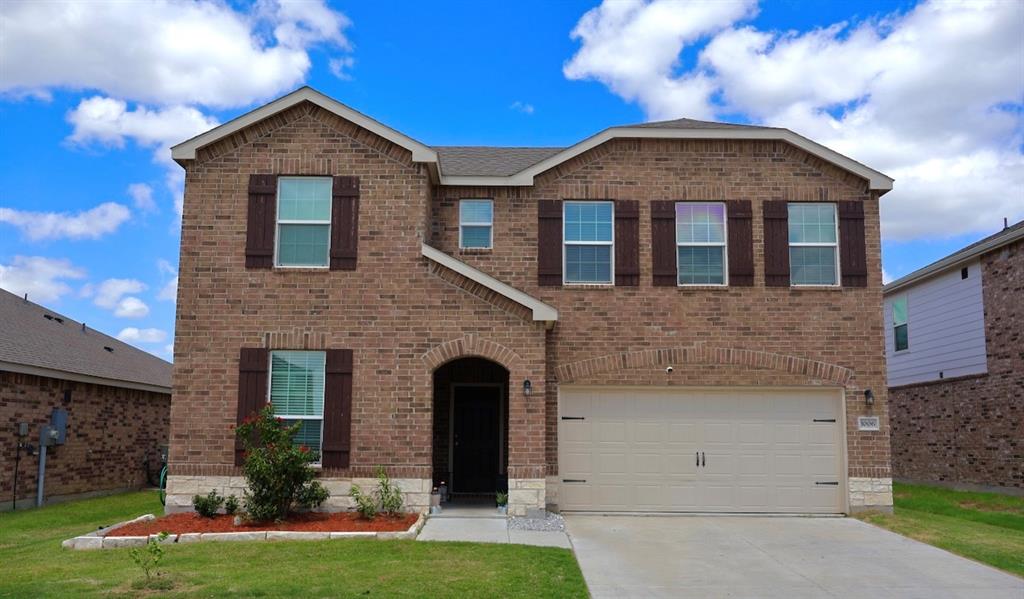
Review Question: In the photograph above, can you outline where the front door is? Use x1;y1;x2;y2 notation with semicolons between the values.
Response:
452;386;501;494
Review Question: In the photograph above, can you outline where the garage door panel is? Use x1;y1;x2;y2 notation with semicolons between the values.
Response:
559;387;844;513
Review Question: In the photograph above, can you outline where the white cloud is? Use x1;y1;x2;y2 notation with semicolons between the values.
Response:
510;101;536;115
1;0;352;108
564;0;1024;241
92;278;147;309
0;202;131;241
127;183;156;213
114;296;150;318
882;268;893;285
0;256;86;302
116;327;167;344
158;276;178;302
329;56;356;80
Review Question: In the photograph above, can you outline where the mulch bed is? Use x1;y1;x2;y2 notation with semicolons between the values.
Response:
108;512;418;536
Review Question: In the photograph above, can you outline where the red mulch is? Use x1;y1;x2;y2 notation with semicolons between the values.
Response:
108;512;418;536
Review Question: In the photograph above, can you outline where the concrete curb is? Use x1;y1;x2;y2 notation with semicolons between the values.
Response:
63;511;427;550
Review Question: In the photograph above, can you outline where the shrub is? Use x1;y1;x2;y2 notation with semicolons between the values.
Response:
235;405;329;522
129;532;169;588
350;484;377;520
224;495;240;516
495;492;508;507
375;466;404;515
192;490;224;518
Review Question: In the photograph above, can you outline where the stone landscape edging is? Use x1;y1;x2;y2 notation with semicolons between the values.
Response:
62;512;426;550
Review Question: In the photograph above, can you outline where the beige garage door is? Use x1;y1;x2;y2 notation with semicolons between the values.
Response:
558;387;845;513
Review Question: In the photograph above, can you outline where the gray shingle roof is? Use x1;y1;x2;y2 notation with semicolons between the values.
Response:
622;117;778;130
433;146;565;177
0;288;172;391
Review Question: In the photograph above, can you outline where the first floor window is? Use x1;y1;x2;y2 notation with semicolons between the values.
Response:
276;177;332;267
564;201;613;284
677;202;727;285
892;296;909;351
269;350;326;459
460;199;493;249
788;203;839;286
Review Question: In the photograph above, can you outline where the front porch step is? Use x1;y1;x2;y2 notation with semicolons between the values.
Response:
430;505;506;519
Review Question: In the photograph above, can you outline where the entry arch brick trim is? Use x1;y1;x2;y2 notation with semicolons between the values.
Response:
420;334;524;373
555;344;854;386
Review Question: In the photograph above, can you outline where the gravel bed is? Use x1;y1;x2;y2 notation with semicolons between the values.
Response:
507;512;565;532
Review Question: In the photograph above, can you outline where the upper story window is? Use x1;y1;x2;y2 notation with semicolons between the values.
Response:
892;296;909;352
564;201;614;284
788;203;839;286
276;177;332;267
677;202;727;285
459;199;493;249
269;350;325;460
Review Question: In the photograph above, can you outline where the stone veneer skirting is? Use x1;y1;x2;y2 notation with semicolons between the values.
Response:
847;477;894;513
507;478;546;517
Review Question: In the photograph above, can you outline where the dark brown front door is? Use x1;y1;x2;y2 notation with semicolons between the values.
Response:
452;386;500;494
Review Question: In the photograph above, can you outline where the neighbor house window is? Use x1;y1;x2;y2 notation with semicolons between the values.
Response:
564;201;614;284
788;203;839;286
677;202;727;285
276;177;332;267
892;296;909;352
459;199;493;249
269;351;326;459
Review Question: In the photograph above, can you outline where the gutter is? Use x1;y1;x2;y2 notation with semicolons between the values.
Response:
0;361;172;395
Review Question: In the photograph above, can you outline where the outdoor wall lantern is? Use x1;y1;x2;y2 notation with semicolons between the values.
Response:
523;379;532;396
864;389;875;406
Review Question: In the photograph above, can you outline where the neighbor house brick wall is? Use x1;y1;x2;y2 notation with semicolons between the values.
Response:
0;372;170;508
890;238;1023;491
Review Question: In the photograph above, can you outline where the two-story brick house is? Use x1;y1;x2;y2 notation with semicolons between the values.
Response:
166;87;894;516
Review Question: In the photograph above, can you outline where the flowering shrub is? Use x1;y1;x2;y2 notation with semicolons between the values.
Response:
235;405;329;522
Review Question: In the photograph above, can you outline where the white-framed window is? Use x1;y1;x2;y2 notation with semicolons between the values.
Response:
892;296;909;352
276;177;332;267
676;202;727;285
459;199;493;249
788;203;839;286
563;201;614;284
268;350;326;460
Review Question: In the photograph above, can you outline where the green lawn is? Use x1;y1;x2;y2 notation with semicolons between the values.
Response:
857;482;1024;577
0;491;587;598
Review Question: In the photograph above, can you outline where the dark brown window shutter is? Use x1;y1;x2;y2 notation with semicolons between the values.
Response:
235;348;269;466
614;200;640;286
322;349;353;469
725;200;754;286
245;175;277;269
330;176;360;271
838;201;868;287
537;200;563;286
763;200;790;287
651;201;677;286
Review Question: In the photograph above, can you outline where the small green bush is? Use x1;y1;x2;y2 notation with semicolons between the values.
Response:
376;466;404;515
350;484;377;520
129;531;169;587
192;490;224;518
495;492;508;507
224;495;240;516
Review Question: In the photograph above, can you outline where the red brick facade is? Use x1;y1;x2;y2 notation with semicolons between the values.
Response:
170;101;892;510
890;238;1023;491
0;372;170;508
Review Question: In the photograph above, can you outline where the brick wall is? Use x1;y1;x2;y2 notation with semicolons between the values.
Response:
0;372;170;507
890;238;1023;491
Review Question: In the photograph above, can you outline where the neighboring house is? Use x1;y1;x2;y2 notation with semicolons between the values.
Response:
0;289;172;509
165;86;894;517
884;221;1023;494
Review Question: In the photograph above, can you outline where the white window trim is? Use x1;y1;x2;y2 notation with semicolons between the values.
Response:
562;200;615;286
274;176;332;269
267;350;326;464
458;199;494;250
676;201;728;287
892;296;910;353
789;202;841;287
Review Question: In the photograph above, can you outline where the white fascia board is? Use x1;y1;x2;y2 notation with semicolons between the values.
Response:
171;87;438;164
438;127;894;191
884;226;1024;294
0;361;172;395
421;243;558;324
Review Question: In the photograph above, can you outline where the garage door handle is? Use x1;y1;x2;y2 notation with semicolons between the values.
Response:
701;452;705;467
562;479;587;483
696;452;699;467
815;481;839;486
813;418;836;423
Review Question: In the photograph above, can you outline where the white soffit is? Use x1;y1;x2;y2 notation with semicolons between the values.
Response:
421;243;558;324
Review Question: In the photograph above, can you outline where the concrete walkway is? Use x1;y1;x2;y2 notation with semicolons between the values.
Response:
566;515;1024;599
417;515;571;548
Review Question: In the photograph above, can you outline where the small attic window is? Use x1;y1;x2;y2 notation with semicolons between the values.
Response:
103;346;114;353
961;267;969;279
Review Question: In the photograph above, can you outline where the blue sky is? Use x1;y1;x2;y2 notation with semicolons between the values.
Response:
1;0;1021;360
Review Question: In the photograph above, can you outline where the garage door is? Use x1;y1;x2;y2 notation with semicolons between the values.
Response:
558;387;844;513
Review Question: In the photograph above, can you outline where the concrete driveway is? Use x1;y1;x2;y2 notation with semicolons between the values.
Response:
565;515;1024;599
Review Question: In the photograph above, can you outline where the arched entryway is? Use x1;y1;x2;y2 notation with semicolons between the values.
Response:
432;357;509;499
